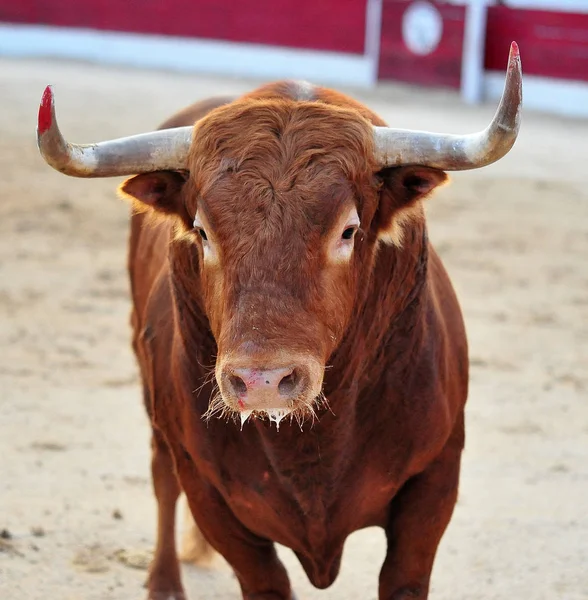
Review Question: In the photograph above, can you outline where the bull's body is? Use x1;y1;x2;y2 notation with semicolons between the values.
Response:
129;89;468;599
36;42;522;599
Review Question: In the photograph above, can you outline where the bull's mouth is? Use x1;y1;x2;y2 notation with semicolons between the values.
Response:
239;408;292;430
203;395;329;431
203;388;328;431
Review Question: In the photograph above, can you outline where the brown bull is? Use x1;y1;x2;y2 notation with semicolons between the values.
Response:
37;43;522;599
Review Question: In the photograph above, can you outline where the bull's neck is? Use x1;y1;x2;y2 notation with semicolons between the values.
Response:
168;245;217;370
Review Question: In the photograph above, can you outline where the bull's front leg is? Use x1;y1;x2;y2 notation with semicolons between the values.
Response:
379;416;465;600
174;455;294;600
146;429;185;600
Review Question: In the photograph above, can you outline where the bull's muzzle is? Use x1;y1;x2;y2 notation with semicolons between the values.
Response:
217;355;324;418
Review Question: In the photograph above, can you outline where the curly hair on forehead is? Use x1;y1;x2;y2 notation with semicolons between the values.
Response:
188;97;379;191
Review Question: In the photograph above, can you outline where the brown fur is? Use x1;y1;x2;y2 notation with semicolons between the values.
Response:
122;81;468;600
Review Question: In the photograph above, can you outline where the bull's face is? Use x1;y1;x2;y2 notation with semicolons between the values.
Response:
191;121;367;422
121;101;447;423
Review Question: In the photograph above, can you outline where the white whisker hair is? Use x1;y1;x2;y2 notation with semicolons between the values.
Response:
201;389;328;430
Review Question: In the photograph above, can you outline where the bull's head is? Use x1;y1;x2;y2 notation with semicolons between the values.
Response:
37;44;522;426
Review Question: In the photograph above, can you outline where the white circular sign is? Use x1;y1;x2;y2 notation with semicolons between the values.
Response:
402;1;443;56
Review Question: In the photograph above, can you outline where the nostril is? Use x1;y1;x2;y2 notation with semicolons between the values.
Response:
229;374;247;396
278;369;298;396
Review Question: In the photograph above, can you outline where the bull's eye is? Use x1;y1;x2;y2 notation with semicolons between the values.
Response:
341;226;358;241
192;215;215;261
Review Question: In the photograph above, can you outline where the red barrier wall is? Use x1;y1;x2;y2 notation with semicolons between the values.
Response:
485;5;588;83
0;0;367;54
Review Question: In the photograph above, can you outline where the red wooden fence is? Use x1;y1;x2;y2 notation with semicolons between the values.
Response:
485;5;588;83
0;0;367;54
3;0;588;97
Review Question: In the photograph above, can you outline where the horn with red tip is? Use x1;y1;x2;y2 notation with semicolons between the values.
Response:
372;41;523;170
36;85;193;177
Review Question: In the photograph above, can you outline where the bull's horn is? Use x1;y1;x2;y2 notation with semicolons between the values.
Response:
36;85;193;177
372;41;522;171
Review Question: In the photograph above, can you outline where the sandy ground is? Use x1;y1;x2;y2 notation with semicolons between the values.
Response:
1;57;587;600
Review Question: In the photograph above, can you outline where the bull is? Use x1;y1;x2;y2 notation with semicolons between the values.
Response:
37;43;522;600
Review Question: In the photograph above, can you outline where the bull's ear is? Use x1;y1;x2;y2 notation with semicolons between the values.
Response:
117;171;188;217
376;166;448;246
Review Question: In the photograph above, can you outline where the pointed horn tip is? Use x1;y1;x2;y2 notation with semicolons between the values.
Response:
508;41;521;72
37;85;54;136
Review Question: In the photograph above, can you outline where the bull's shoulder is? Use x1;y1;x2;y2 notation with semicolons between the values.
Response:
426;245;467;347
424;244;469;406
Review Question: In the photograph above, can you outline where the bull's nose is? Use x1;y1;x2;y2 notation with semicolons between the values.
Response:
223;365;307;410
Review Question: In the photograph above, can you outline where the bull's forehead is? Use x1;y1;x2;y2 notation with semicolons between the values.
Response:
189;99;376;188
